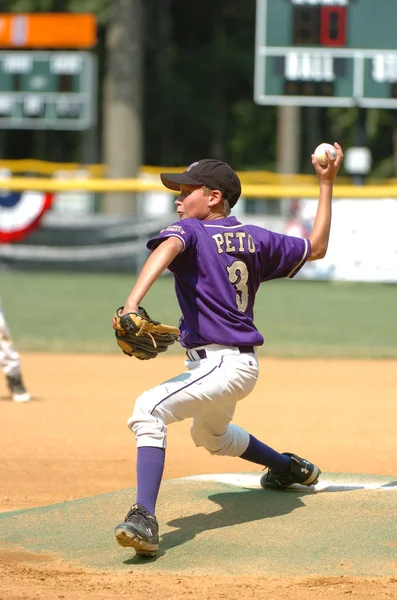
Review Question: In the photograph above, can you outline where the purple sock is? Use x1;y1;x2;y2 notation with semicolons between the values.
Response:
136;446;165;516
240;434;290;472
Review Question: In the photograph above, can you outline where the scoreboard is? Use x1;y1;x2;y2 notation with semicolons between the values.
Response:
0;51;96;130
254;0;397;107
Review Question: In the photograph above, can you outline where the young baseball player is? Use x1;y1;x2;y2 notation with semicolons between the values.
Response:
114;144;344;557
0;298;31;402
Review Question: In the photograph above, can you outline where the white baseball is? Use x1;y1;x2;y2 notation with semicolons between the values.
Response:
313;143;337;167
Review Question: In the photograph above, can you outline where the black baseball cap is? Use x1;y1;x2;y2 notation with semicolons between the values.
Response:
160;159;241;208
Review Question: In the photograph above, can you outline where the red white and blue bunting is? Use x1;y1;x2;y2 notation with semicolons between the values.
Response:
0;191;53;243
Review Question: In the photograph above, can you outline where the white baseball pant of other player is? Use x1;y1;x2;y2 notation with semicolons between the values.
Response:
0;298;20;376
0;298;31;402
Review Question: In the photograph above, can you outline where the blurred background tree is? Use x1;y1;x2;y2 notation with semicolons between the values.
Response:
1;0;397;176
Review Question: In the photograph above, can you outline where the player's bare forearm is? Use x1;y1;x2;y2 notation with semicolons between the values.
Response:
122;236;183;314
308;181;333;261
308;142;344;262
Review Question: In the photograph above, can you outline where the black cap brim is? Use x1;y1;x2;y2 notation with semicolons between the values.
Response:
160;172;202;192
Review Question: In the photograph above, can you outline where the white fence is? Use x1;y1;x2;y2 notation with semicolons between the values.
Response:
285;199;397;283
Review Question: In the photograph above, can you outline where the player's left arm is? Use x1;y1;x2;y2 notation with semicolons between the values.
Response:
121;236;183;315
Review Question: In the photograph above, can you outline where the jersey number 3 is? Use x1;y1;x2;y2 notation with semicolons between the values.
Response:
227;260;249;312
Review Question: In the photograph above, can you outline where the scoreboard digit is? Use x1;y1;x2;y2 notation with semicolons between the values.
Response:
319;7;347;46
255;0;397;108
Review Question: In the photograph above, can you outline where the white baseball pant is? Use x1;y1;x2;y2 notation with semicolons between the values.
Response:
0;299;21;376
128;345;259;457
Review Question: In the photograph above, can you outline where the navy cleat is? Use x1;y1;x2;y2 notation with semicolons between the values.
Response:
260;452;321;489
114;504;159;557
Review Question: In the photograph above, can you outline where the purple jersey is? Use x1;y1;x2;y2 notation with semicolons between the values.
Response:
147;216;310;348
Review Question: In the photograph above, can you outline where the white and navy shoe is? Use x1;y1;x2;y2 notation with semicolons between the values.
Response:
260;452;321;489
6;372;31;403
114;504;159;557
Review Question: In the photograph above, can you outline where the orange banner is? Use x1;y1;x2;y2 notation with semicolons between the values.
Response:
0;14;96;48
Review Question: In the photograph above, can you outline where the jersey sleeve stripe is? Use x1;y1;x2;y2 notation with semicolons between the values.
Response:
151;233;186;252
286;239;309;279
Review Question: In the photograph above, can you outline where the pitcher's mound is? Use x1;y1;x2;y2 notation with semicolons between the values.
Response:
0;472;396;576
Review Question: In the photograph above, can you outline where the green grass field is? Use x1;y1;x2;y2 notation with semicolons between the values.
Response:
1;271;396;358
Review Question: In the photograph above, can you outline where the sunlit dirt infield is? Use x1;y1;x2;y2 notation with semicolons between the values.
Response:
1;354;397;599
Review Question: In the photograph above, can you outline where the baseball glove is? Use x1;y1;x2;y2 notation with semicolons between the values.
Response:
113;306;180;360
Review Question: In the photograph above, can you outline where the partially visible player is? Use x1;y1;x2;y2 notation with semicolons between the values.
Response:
0;186;53;403
113;144;343;558
0;298;31;402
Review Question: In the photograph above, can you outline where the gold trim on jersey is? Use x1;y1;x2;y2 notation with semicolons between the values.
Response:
287;239;309;278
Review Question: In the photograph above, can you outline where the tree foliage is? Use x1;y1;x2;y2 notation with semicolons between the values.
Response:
2;0;397;176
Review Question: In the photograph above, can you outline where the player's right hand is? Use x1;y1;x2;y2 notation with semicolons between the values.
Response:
312;142;344;183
